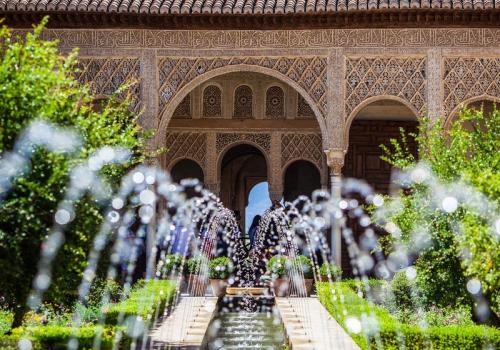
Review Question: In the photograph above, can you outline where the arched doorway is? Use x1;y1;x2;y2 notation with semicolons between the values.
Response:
283;160;321;202
343;98;418;274
171;159;204;184
447;98;498;131
220;144;267;231
345;99;418;193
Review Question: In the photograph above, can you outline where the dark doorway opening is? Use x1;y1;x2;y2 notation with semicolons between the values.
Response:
171;159;204;184
283;160;321;202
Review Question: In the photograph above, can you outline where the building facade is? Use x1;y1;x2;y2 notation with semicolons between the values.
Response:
2;2;500;266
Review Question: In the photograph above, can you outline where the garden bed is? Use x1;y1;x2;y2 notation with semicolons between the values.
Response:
0;279;177;350
317;281;500;350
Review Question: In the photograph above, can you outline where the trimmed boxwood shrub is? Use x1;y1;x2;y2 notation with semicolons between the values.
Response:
317;281;500;350
105;279;176;325
0;325;130;350
208;257;232;279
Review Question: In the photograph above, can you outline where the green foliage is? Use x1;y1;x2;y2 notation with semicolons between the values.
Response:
319;262;342;278
377;107;500;313
85;278;122;307
161;254;185;277
104;280;176;325
0;19;148;325
185;256;208;276
292;255;314;279
0;309;13;335
208;257;233;279
317;281;500;350
3;324;131;350
267;256;288;278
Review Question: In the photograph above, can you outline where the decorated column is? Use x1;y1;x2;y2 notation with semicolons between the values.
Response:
325;148;346;268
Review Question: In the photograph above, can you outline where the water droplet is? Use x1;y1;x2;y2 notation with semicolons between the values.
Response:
442;196;458;213
112;198;124;210
466;279;481;295
372;194;384;207
133;172;145;184
34;273;51;290
125;315;145;338
345;317;362;334
17;338;32;350
405;266;417;280
55;209;71;225
108;211;120;223
411;167;429;183
139;189;156;205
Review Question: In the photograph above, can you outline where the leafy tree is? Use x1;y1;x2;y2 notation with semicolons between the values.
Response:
0;19;149;327
378;106;499;317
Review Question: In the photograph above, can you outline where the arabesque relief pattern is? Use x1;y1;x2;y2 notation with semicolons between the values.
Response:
216;133;271;154
443;57;500;116
172;95;191;119
281;133;324;170
17;28;500;50
164;132;207;168
345;57;427;118
74;58;141;112
158;56;327;119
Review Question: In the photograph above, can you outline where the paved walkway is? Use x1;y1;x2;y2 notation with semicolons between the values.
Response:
149;296;217;349
276;297;361;350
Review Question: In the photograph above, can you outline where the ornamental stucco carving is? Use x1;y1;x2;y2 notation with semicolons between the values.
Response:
297;94;315;119
216;133;271;154
281;133;324;171
164;132;207;167
345;57;426;118
233;85;253;119
19;28;500;49
443;57;500;116
172;94;191;119
265;86;285;119
158;56;327;121
74;57;141;112
203;85;222;118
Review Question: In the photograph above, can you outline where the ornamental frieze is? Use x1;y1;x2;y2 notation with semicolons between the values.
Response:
11;28;500;49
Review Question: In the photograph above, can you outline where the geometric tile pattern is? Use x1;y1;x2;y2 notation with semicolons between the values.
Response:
281;133;324;170
164;132;207;167
158;56;327;120
74;58;141;112
345;57;426;118
216;133;271;154
443;57;500;116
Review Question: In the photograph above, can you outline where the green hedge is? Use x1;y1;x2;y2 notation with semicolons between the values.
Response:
317;281;500;350
0;325;129;350
105;279;176;325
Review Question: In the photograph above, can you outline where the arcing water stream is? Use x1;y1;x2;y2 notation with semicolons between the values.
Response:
1;120;497;349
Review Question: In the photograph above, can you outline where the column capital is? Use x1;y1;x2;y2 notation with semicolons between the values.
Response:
206;182;220;197
268;184;283;202
325;148;346;176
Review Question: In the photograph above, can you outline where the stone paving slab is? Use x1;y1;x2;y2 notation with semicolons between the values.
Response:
150;296;217;349
276;297;361;350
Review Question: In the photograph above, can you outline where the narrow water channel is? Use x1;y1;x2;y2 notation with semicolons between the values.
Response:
202;296;287;350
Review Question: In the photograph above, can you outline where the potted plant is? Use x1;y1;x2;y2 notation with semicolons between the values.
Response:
291;255;314;296
208;257;232;297
161;254;184;279
185;256;209;296
267;256;290;297
318;262;342;282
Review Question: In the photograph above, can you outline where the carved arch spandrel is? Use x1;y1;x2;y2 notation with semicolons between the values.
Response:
163;132;207;171
74;57;141;113
155;57;328;149
344;56;427;122
443;57;500;119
